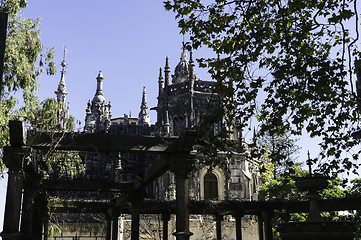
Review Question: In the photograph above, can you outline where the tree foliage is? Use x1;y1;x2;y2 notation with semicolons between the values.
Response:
0;0;57;173
258;132;349;239
164;0;361;175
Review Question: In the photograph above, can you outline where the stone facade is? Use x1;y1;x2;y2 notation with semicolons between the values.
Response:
50;46;260;240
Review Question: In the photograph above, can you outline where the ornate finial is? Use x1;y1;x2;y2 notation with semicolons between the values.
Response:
97;71;104;80
306;151;313;175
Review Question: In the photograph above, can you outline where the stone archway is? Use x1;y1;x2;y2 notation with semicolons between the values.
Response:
199;167;225;200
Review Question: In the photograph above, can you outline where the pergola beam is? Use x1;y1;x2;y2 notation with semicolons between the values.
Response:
46;197;361;216
26;130;195;153
43;179;136;192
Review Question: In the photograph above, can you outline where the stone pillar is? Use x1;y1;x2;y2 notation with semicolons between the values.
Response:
258;213;264;240
130;207;140;240
1;146;29;240
105;213;112;240
43;213;49;240
111;209;119;240
263;211;273;240
128;191;143;240
172;172;193;240
162;213;170;240
170;153;195;240
234;212;244;240
31;193;47;240
21;171;42;240
19;179;35;239
215;214;223;240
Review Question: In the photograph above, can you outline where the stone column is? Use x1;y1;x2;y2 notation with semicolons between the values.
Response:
130;208;140;240
170;153;195;240
258;213;264;240
21;171;41;240
172;172;193;240
1;146;29;240
263;211;273;240
215;214;223;240
31;193;47;240
162;213;170;240
43;213;50;240
111;209;119;240
19;179;35;239
105;213;112;240
234;211;244;240
128;191;143;240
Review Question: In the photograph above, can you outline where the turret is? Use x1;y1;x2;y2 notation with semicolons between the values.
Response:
84;71;112;133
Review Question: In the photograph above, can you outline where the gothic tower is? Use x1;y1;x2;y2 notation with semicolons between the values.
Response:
156;45;228;137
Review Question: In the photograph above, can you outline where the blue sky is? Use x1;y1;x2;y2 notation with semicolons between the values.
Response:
20;1;212;124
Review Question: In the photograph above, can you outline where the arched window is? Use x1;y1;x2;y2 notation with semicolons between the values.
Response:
204;172;218;200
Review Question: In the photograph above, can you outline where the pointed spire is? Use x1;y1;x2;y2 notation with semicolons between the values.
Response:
55;46;69;127
55;48;68;104
138;86;151;125
164;56;170;88
158;67;164;94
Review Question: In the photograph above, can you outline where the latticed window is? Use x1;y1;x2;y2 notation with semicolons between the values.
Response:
204;172;218;200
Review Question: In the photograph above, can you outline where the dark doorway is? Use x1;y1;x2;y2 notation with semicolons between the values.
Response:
204;172;218;200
